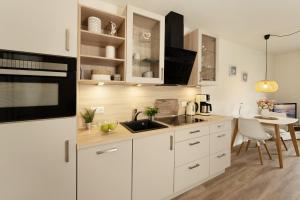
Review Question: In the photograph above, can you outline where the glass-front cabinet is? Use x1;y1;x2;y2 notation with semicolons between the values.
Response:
184;29;218;86
126;6;165;84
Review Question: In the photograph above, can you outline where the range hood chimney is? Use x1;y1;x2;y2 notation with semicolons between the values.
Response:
164;12;197;85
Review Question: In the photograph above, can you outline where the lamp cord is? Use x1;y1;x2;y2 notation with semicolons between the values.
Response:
270;29;300;38
264;29;300;80
265;38;268;80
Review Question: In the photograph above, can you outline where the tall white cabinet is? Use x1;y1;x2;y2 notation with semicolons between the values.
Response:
0;118;76;200
0;0;77;57
132;132;174;200
126;6;165;84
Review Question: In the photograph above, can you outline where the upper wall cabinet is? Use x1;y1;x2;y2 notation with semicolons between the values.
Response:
184;29;218;86
0;0;77;57
126;6;165;84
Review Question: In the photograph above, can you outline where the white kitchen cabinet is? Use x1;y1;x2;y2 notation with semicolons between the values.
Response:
0;0;77;57
184;29;218;86
132;132;174;200
126;5;165;84
210;150;231;175
78;140;132;200
0;118;76;200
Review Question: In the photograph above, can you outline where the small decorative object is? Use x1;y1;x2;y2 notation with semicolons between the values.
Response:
99;120;118;134
144;106;159;121
80;108;96;130
229;66;237;76
107;21;117;36
105;45;116;58
140;31;151;42
133;52;141;60
242;72;248;82
112;74;121;81
257;98;275;117
88;16;102;33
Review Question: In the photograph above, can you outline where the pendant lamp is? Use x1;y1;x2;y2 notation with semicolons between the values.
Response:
255;34;279;93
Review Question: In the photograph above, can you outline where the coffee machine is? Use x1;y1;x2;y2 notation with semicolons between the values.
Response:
195;94;212;116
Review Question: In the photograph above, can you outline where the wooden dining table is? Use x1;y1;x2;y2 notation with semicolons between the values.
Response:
231;117;300;168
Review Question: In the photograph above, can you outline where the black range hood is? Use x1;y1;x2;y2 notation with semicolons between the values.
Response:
164;12;197;85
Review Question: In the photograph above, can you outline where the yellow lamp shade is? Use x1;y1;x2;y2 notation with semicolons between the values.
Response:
255;80;279;93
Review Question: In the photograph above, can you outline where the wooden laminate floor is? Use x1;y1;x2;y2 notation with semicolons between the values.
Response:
174;141;300;200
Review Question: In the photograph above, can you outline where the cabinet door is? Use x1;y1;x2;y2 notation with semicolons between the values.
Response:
78;140;132;200
0;0;77;57
133;133;174;200
0;118;76;200
126;6;165;84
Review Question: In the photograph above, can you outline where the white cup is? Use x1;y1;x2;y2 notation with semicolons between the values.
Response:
105;46;116;58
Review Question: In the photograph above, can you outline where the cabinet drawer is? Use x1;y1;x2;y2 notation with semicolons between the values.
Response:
175;135;209;166
78;140;132;200
210;131;231;154
210;150;230;175
210;121;231;133
175;126;209;142
174;157;209;193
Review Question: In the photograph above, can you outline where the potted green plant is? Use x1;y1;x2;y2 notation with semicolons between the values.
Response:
144;106;159;121
80;108;96;130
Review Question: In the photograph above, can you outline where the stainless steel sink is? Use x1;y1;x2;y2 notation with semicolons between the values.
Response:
121;119;168;133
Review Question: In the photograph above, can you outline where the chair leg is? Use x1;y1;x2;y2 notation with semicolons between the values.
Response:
237;142;245;156
263;141;272;160
281;137;288;151
245;140;251;152
257;141;263;165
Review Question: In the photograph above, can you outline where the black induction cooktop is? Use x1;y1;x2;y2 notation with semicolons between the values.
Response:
155;115;204;126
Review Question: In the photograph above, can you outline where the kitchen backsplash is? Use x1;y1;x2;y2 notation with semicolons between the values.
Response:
78;85;201;126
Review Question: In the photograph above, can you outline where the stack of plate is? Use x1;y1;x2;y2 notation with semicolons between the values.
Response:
88;16;102;33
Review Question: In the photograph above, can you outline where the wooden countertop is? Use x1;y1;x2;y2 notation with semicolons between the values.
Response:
77;115;233;149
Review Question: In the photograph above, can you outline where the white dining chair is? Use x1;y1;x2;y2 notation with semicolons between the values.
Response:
263;112;289;151
237;118;273;165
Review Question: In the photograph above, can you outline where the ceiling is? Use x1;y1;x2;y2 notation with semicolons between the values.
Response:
104;0;300;54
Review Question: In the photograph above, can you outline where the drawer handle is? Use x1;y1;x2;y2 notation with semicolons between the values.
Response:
217;153;226;158
65;140;70;163
96;148;118;155
189;141;200;146
189;130;200;134
188;163;200;170
217;124;223;128
217;134;226;138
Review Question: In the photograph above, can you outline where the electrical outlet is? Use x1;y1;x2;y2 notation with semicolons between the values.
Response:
92;106;104;114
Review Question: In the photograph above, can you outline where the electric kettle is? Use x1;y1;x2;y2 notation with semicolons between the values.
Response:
186;101;196;116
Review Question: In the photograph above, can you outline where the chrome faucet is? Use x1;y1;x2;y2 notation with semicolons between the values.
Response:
132;109;143;121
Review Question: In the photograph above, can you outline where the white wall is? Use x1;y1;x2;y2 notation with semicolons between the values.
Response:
202;39;266;117
270;51;300;118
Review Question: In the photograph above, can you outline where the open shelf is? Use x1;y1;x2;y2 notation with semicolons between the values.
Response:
80;55;124;67
81;30;125;47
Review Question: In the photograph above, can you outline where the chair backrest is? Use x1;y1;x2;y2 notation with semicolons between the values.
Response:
238;118;270;140
268;111;287;118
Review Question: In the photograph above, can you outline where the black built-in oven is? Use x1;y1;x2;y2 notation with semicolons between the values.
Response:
0;49;76;122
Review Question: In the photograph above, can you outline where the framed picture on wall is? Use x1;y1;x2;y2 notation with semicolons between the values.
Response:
229;66;237;76
242;72;248;82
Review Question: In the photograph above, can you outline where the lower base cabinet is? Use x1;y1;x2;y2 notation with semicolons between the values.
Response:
132;132;175;200
77;140;132;200
210;150;231;175
174;156;209;193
